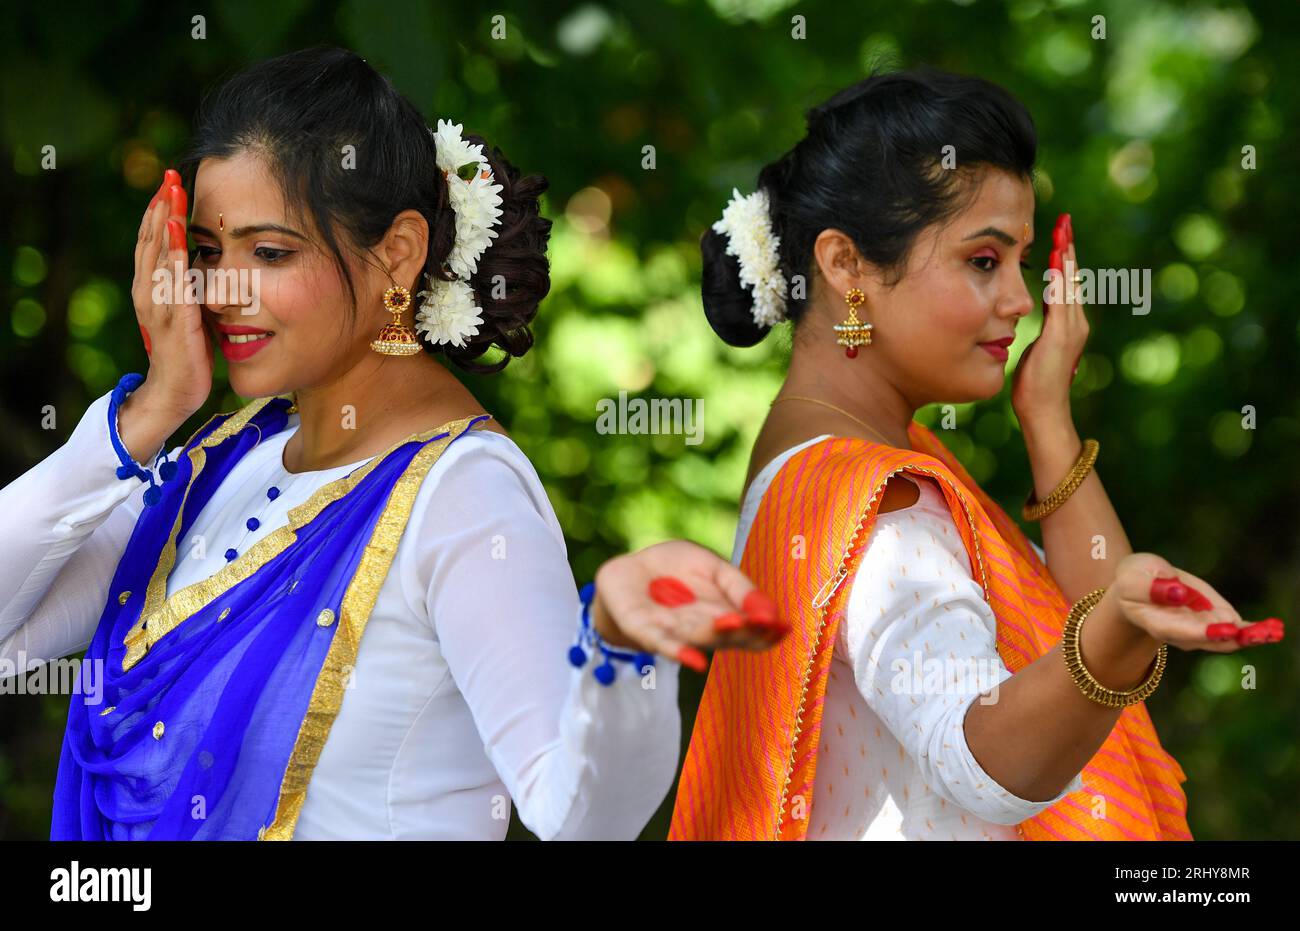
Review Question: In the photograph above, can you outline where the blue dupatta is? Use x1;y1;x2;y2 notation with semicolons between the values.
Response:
51;394;491;840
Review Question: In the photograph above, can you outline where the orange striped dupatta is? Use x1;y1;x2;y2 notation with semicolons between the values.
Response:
669;422;1190;841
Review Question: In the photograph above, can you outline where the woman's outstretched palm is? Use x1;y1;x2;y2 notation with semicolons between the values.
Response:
593;540;788;671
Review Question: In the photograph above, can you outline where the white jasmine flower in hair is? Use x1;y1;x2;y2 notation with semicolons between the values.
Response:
432;119;485;174
445;170;504;278
432;118;505;279
711;187;788;328
415;274;484;348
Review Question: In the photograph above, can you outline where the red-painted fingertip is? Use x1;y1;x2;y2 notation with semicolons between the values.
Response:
1150;577;1189;606
676;645;709;673
713;612;745;633
649;576;696;607
1205;622;1239;641
1237;623;1279;646
167;183;187;217
166;218;186;251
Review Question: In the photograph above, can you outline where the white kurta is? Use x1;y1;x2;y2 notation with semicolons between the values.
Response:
733;435;1084;840
0;388;681;840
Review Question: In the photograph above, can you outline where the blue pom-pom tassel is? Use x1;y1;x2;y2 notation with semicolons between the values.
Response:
109;374;159;493
158;460;178;481
568;579;649;686
224;548;238;561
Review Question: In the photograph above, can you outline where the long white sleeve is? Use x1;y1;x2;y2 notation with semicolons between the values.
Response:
839;484;1084;826
400;433;681;840
0;389;176;673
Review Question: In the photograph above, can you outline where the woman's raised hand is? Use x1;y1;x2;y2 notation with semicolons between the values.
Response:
590;540;789;672
1011;211;1089;425
131;168;214;423
1109;552;1283;652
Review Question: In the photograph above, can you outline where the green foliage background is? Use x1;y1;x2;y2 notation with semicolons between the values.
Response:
1;0;1296;840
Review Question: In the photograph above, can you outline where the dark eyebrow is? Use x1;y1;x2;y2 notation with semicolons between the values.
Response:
963;226;1018;247
188;222;308;241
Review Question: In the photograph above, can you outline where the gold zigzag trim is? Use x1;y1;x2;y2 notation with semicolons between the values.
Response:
262;416;487;840
122;396;276;670
120;396;487;673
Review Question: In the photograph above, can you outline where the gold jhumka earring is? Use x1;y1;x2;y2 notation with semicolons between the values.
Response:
370;284;421;356
834;287;873;358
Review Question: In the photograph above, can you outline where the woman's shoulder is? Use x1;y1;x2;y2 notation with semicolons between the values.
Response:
862;476;971;576
385;425;569;622
876;473;922;515
874;473;956;529
407;425;560;534
421;424;539;493
841;482;980;636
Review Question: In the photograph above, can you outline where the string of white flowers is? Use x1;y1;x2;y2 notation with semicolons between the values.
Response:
415;119;505;348
711;187;788;328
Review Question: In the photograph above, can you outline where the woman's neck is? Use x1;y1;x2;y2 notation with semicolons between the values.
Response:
779;338;916;450
282;351;472;473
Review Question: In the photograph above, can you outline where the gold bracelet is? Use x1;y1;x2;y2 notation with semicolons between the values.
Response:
1022;438;1099;522
1060;587;1167;708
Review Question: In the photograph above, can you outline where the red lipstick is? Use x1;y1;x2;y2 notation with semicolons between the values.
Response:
979;336;1014;362
215;322;275;362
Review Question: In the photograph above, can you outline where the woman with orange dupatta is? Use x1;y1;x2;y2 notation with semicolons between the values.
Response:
670;68;1283;841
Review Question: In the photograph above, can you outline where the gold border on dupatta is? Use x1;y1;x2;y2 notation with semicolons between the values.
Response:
775;461;991;839
261;415;489;840
121;396;276;670
120;396;484;672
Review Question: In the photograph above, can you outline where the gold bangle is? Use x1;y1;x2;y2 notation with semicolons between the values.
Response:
1060;587;1167;708
1022;438;1099;522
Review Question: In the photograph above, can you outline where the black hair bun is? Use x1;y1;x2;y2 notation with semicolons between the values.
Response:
700;226;772;348
433;137;553;374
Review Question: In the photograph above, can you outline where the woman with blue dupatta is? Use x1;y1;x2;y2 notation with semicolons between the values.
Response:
0;48;782;840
